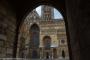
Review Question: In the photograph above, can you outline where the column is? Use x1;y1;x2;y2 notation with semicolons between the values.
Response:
40;48;43;59
51;48;53;59
57;48;59;58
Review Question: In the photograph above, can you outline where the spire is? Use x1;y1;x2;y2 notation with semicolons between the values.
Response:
41;5;54;20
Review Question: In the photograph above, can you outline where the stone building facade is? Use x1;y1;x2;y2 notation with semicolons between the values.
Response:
17;5;69;59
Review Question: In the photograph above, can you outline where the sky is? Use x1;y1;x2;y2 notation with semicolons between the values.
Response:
36;6;63;19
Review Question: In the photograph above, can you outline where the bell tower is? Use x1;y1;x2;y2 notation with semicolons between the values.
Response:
41;5;54;20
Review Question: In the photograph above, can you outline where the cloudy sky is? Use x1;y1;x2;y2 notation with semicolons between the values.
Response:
36;6;63;19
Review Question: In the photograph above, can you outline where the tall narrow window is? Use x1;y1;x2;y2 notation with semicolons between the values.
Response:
30;24;40;48
30;24;40;58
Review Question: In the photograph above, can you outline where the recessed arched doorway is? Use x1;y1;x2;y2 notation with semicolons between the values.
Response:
62;50;65;58
43;36;51;59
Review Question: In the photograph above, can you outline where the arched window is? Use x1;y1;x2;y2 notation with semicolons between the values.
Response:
30;24;40;58
30;24;40;48
43;36;51;49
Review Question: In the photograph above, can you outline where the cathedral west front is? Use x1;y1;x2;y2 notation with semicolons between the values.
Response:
16;5;69;59
0;0;90;60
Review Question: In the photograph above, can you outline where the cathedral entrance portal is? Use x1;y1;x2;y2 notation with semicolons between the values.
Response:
53;48;57;58
46;52;49;59
44;50;51;59
43;36;51;59
32;50;38;58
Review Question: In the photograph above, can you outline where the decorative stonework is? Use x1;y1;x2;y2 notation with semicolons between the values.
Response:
18;5;69;59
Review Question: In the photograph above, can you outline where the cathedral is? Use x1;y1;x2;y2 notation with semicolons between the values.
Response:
16;5;69;59
0;0;90;60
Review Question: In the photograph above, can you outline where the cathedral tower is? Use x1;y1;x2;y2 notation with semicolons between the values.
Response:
41;5;54;20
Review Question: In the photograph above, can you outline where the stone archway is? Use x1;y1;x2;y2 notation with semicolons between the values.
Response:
12;1;81;60
1;0;90;60
13;0;68;58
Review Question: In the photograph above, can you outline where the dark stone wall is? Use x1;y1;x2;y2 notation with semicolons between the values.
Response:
0;0;16;58
78;0;90;60
66;0;90;60
65;0;81;60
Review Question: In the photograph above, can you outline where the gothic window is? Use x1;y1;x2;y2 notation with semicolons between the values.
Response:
30;24;40;48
